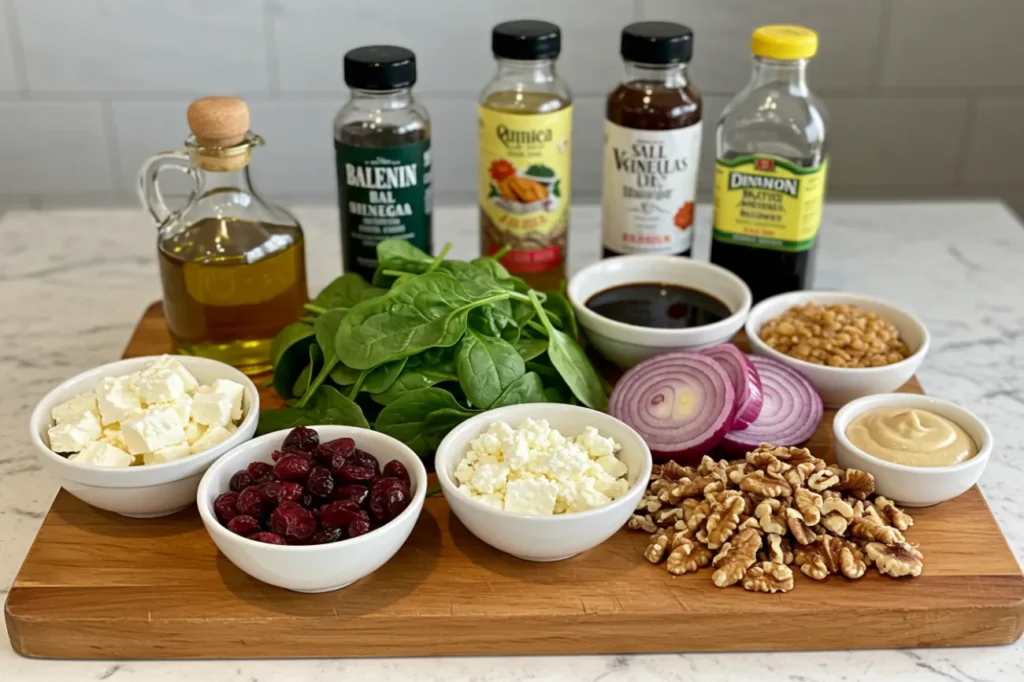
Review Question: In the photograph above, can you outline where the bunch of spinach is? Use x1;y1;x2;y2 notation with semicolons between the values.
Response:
258;239;607;460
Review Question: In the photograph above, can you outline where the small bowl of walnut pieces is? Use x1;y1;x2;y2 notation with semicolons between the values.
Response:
745;292;930;406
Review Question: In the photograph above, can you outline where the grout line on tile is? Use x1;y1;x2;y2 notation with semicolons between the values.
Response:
3;0;29;92
263;0;280;93
872;0;894;89
952;95;979;187
100;97;123;193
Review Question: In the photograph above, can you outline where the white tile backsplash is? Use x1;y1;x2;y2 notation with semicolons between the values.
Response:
0;0;1021;211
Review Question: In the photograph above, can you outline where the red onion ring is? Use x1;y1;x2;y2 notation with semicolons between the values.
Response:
609;352;736;461
719;355;823;455
700;344;763;430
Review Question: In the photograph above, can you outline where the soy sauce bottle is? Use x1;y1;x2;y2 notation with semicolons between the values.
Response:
603;22;702;259
710;26;828;302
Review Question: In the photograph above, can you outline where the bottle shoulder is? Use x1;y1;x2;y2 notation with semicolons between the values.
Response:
718;85;828;160
333;95;430;144
478;73;572;113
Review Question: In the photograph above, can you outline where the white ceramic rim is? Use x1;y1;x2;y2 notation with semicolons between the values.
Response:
196;426;427;552
29;355;259;484
566;255;753;342
833;394;993;474
745;291;931;375
434;403;653;523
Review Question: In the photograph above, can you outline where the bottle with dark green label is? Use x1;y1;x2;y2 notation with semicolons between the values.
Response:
334;45;432;281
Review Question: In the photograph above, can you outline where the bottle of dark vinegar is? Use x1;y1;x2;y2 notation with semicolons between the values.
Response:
602;22;702;259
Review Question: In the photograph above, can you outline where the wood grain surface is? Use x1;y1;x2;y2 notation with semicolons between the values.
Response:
6;303;1023;659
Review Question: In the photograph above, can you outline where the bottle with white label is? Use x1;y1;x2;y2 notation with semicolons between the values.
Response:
602;22;702;259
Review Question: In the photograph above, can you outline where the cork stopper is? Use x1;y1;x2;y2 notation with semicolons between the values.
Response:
187;96;249;148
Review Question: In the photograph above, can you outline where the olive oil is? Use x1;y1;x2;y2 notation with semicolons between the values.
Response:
158;217;307;373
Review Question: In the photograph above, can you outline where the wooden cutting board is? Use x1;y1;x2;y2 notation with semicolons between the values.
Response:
6;303;1023;659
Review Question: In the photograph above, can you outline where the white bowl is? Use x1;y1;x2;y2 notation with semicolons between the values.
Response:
833;394;992;507
566;255;752;369
745;291;930;407
435;403;653;562
197;426;426;593
29;355;259;518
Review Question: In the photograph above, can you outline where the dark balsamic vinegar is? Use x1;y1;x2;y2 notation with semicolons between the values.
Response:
585;283;730;329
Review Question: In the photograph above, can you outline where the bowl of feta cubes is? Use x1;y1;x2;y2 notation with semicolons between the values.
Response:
435;403;652;562
30;355;259;518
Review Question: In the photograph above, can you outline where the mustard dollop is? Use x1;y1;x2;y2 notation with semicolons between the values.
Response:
845;407;978;468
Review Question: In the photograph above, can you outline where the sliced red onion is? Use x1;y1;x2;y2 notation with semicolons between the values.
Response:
609;352;736;460
699;343;763;430
719;355;823;455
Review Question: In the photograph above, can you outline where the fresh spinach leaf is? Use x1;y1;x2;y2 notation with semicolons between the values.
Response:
376;388;477;457
311;273;379;310
438;260;507;298
270;322;315;399
492;371;546;407
362;357;408;394
513;337;548;362
542;290;579;340
292;344;323;397
370;366;458;406
529;291;608;410
417;345;457;374
373;240;433;285
257;386;369;436
455;329;526;408
330;363;360;386
296;307;348;407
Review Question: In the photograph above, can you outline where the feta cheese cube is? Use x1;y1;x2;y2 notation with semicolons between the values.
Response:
148;355;199;392
68;441;134;468
100;427;127;450
166;394;192;424
95;376;141;425
135;366;186;405
504;477;558;515
595;455;628;479
191;386;233;427
183;419;206;446
143;442;192;465
51;393;99;425
189;424;232;454
48;410;103;453
121;406;187;455
212;379;246;421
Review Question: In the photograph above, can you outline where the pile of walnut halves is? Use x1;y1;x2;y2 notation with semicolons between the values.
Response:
628;444;923;593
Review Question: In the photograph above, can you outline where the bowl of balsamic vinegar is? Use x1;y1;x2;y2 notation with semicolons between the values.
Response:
566;255;752;369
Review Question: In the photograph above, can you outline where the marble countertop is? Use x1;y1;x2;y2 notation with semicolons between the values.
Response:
1;202;1021;681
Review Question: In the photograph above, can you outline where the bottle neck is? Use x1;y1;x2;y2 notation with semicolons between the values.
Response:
348;87;414;109
197;165;253;192
622;60;691;87
749;56;808;94
494;58;558;84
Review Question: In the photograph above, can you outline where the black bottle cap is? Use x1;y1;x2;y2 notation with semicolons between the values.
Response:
492;20;561;60
621;22;694;64
344;45;416;90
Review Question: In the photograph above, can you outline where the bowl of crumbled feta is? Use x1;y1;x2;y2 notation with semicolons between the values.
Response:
30;355;258;518
435;403;652;562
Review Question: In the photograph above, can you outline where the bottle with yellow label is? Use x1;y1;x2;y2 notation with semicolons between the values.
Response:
710;25;828;303
479;20;572;291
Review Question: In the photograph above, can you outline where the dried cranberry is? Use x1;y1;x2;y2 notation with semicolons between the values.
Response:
269;501;317;542
300;492;316;508
213;492;239;524
369;478;411;522
258;481;282;505
382;460;411;486
277;481;304;504
226;514;262;537
350;449;381;476
348;516;373;538
283;426;320;453
309;528;345;545
314;436;355;463
318;500;367;531
271;449;286;462
336;461;377;484
229;471;254;493
333;484;369;507
235;486;264;517
274;453;312;483
250;532;287;545
306;465;335;498
247;461;275;484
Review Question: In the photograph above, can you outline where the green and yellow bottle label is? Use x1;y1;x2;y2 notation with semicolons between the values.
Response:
712;155;827;252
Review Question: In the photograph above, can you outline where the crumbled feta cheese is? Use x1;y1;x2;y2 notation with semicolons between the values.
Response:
191;386;234;427
166;393;192;424
455;418;629;515
148;355;200;393
51;393;99;425
95;376;142;425
189;424;232;454
212;379;245;421
47;410;103;453
121;406;187;455
183;419;206;446
135;366;186;404
144;442;192;465
69;441;134;468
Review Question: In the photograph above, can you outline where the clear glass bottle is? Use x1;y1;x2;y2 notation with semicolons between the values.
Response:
710;26;828;303
479;20;573;292
138;96;308;374
334;45;432;282
603;22;702;259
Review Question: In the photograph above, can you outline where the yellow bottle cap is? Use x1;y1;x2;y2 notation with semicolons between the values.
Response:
751;25;818;61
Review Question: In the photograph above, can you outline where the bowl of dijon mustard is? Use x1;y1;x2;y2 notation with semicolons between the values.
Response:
833;394;992;507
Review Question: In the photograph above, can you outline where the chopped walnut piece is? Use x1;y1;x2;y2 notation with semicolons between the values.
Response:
794;487;823;526
784;461;818;489
682;498;711;532
821;491;855;518
865;542;924;578
840;542;867;579
644;527;678;563
742;561;795;593
740;470;793;498
653;506;684;527
759;533;795;565
666;535;713;575
850;517;904;546
821;513;849;536
738;516;760;532
712;527;762;588
785;507;818;545
659;460;696;481
698;455;729;483
726;460;753;485
636;495;662;514
667;476;720;503
628;514;658;533
704;492;746;549
795;536;866;581
835;468;875;500
755;498;787;535
874;496;914;531
807;469;840;492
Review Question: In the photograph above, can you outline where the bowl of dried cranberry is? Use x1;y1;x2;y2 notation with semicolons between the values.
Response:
196;425;426;593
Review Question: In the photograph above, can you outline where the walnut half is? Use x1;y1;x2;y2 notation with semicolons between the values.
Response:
742;561;795;593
